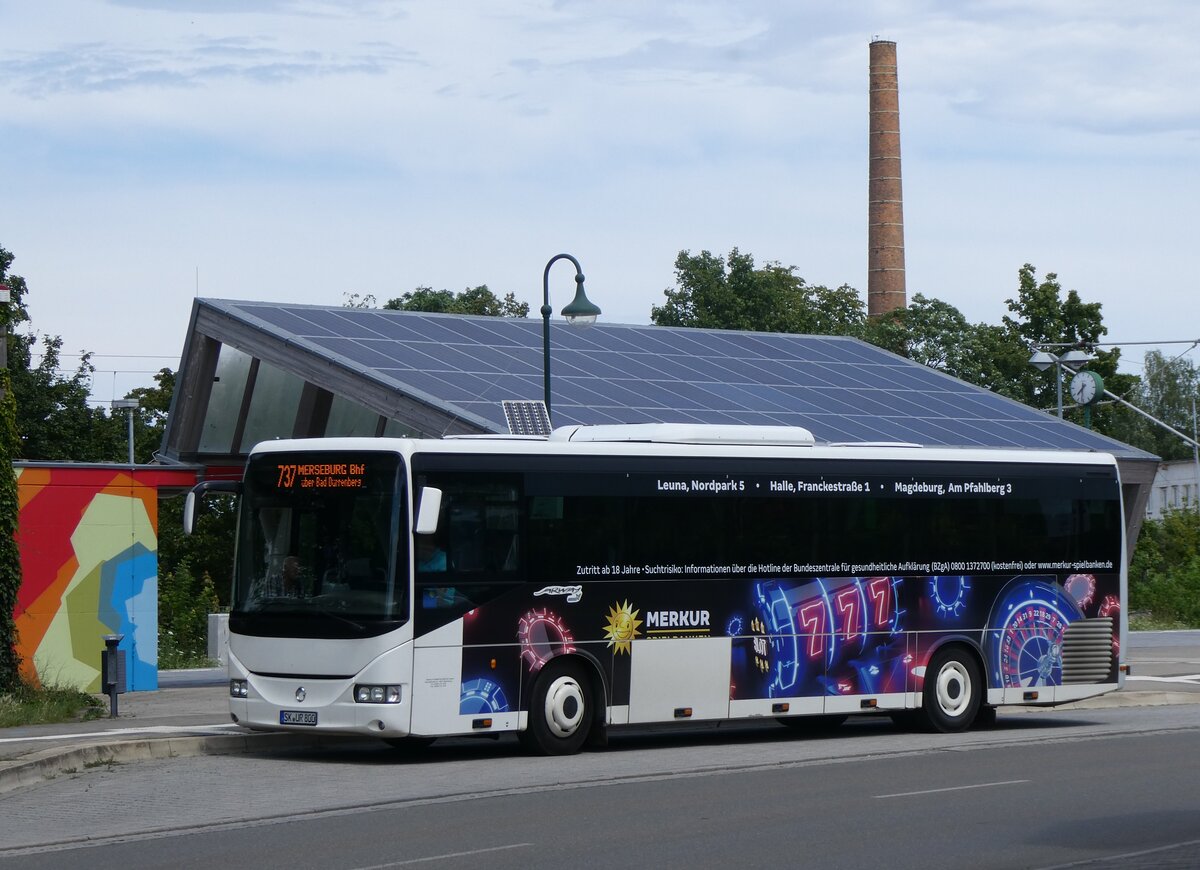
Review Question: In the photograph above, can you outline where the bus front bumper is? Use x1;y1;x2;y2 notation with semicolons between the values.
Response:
229;652;416;738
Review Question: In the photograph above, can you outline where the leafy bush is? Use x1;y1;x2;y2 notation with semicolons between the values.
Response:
158;562;220;670
1130;509;1200;626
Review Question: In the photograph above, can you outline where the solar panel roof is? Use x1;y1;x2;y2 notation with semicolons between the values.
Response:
190;298;1155;459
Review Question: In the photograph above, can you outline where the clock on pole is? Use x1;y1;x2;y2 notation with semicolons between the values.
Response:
1069;370;1103;406
1068;370;1104;429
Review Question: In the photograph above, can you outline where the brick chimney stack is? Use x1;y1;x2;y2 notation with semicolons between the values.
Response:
868;39;906;317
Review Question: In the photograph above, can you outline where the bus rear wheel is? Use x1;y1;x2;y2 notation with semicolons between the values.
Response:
922;646;982;733
521;659;592;756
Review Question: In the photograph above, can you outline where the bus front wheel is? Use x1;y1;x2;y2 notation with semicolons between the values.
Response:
521;659;592;755
922;646;982;733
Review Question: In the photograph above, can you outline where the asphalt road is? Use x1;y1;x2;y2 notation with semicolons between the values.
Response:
2;702;1199;869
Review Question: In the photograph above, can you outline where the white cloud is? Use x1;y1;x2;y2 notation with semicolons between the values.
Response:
2;0;1198;400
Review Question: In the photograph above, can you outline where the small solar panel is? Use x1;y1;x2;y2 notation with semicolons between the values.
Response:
503;400;551;436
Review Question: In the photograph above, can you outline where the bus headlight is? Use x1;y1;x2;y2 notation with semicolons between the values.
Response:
230;679;248;698
354;684;402;704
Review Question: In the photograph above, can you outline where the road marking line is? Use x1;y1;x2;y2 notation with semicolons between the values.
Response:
874;779;1029;799
1035;835;1200;869
1125;675;1200;684
350;843;533;868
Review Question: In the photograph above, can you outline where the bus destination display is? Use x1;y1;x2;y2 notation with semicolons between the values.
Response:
275;462;368;490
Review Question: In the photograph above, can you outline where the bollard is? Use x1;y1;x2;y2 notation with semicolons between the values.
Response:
100;634;127;718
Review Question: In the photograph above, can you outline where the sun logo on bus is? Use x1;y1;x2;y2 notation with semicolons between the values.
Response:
603;600;642;654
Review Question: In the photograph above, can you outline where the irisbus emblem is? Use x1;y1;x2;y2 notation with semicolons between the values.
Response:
295;687;306;703
534;585;583;604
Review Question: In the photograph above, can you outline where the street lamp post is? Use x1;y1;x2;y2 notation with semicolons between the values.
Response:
542;253;601;425
111;399;139;464
1028;347;1094;418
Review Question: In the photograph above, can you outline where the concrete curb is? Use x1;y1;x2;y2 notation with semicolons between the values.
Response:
2;691;1197;796
1027;690;1200;711
0;732;360;797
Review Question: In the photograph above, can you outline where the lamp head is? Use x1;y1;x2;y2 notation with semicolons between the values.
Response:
1028;350;1056;372
561;275;601;325
1058;348;1094;365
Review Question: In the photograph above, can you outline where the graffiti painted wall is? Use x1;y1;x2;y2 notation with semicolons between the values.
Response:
13;464;196;692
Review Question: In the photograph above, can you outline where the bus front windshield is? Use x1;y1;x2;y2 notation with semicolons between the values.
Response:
231;451;408;638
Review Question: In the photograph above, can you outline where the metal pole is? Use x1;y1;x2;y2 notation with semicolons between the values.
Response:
541;296;552;421
1193;395;1199;511
1099;387;1200;448
541;253;584;426
126;408;135;465
1055;360;1064;419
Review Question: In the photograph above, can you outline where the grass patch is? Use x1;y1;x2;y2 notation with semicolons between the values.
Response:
1129;612;1193;631
0;683;105;728
157;648;219;670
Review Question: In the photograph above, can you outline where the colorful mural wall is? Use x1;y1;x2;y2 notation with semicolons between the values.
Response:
13;464;197;692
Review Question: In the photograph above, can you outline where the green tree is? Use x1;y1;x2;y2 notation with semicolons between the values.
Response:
157;492;237;608
0;248;25;688
1;246;121;462
1126;351;1199;461
999;264;1131;419
1129;509;1200;625
383;285;530;317
157;561;221;668
9;336;122;461
651;249;865;335
342;292;377;309
866;294;1007;387
0;364;19;690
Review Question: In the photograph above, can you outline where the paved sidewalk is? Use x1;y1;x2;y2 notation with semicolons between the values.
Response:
0;675;357;795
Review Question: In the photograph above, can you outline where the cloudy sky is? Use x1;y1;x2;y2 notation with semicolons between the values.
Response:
2;0;1197;403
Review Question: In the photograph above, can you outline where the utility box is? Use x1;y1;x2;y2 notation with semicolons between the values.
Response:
101;634;127;717
207;612;230;666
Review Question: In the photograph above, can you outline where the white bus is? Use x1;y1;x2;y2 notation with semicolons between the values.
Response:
188;424;1127;754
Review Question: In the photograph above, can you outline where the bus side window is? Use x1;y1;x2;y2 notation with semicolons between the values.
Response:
416;476;521;615
447;500;485;572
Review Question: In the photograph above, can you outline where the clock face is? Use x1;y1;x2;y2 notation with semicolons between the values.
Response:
1070;370;1100;405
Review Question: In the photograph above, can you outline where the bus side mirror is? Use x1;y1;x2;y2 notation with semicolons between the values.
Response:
183;480;243;535
415;487;442;535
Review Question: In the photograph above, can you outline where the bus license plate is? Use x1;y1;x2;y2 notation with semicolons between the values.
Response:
280;710;317;726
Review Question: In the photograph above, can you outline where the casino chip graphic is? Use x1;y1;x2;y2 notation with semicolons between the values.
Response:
929;575;970;618
1064;573;1097;610
518;608;576;671
459;678;509;714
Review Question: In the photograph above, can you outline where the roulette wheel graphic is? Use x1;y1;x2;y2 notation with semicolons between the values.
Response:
988;578;1081;688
